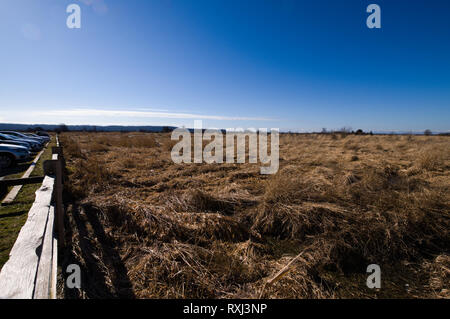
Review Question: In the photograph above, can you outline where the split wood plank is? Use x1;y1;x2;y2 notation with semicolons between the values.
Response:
0;176;55;299
50;235;58;299
33;205;55;299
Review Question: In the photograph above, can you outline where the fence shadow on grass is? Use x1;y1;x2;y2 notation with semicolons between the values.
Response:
0;210;28;219
0;163;30;178
62;203;135;299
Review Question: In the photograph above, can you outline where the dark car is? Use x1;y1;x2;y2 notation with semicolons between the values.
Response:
0;144;31;169
0;132;43;151
36;131;50;137
0;134;32;150
0;131;44;146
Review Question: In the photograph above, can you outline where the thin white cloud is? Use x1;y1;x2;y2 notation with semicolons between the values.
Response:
36;108;274;121
132;107;170;112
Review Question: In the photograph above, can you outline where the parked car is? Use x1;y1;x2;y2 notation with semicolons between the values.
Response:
0;133;32;150
0;132;42;151
0;131;45;146
24;132;50;143
0;144;31;169
35;131;50;138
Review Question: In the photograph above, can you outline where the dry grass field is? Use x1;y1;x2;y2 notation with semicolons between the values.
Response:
59;132;449;299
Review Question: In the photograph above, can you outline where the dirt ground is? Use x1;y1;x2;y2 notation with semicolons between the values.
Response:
59;132;449;299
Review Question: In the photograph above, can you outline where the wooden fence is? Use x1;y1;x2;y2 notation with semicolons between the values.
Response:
1;147;47;205
0;136;65;299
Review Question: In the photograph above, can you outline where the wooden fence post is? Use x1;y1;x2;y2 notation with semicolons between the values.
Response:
44;157;65;248
0;184;6;197
54;160;64;247
51;146;62;157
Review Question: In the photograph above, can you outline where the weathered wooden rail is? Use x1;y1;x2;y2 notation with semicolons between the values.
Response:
0;135;65;299
0;176;45;188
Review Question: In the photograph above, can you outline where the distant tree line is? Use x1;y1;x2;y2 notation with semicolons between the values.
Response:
7;123;446;136
320;127;373;136
51;124;176;133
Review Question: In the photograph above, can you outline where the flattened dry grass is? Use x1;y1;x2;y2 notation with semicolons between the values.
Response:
60;132;450;299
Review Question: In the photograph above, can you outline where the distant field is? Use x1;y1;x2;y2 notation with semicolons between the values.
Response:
59;132;449;299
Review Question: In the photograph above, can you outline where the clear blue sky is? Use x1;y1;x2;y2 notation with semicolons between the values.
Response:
0;0;449;132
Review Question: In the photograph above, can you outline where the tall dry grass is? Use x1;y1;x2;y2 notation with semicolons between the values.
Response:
60;132;450;299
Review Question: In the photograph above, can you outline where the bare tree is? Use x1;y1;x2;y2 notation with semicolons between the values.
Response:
55;123;69;133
